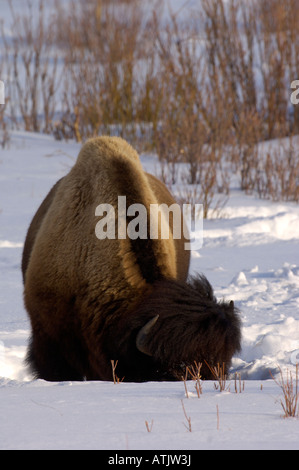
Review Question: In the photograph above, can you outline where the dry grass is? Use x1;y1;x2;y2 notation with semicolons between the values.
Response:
205;362;230;392
2;0;61;133
271;365;299;418
181;399;192;432
187;362;203;398
1;0;299;209
182;362;203;398
145;419;154;433
216;404;220;430
257;140;299;203
234;372;245;394
110;359;124;384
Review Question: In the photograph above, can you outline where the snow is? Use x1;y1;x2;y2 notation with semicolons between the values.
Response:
0;131;299;450
0;379;297;451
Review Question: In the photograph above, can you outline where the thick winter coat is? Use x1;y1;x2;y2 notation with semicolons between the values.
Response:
22;136;240;381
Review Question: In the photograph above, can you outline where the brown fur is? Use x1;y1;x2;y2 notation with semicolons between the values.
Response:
23;136;240;382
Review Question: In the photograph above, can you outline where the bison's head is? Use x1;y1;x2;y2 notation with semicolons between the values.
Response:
107;274;241;382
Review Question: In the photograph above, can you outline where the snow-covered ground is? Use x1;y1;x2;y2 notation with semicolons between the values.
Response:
0;131;298;450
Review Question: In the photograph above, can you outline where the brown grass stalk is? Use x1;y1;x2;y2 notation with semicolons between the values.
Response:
181;399;192;432
234;372;245;393
111;359;124;384
186;361;203;398
216;404;220;430
205;361;230;392
145;419;154;433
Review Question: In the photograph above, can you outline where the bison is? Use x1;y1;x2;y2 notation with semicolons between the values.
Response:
22;136;241;382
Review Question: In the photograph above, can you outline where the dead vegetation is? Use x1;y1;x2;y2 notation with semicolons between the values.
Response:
271;364;299;418
1;0;299;209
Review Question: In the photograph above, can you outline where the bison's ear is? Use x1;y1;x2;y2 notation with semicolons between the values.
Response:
136;315;159;356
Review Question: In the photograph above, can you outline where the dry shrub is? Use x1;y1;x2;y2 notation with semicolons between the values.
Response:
1;0;299;209
257;139;299;202
202;0;299;202
202;0;257;134
153;8;230;218
187;362;203;398
202;0;299;141
257;0;299;138
271;365;299;418
2;0;60;133
231;110;261;193
205;361;230;392
52;0;157;144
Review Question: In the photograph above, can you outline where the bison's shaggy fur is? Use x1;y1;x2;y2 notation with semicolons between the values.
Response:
22;136;241;382
105;275;241;381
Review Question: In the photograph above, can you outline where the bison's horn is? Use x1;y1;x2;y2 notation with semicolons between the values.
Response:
136;315;159;356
